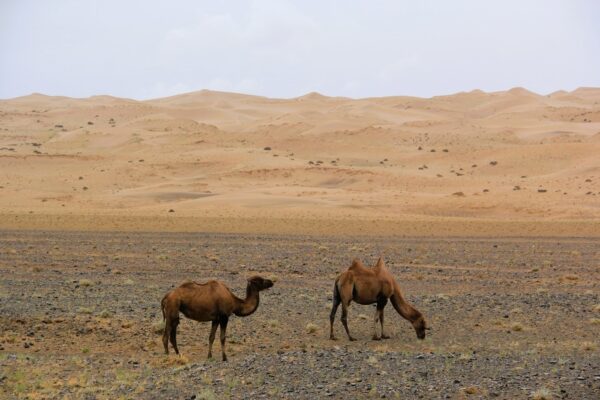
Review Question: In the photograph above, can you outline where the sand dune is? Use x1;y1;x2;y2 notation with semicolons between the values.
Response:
1;87;599;233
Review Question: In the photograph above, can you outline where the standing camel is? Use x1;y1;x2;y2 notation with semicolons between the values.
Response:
161;276;274;361
330;257;429;341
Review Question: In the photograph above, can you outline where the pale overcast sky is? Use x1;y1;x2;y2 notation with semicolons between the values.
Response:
1;0;599;99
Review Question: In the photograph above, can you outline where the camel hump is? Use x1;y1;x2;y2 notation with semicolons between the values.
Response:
374;256;386;270
349;259;365;270
179;280;196;289
180;279;220;289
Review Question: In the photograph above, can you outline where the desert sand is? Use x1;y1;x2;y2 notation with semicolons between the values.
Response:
2;89;599;398
1;87;599;235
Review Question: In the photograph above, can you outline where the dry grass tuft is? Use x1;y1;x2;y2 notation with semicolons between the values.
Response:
79;279;93;287
162;354;190;366
589;318;600;325
593;304;600;312
152;320;165;334
77;307;93;314
305;323;318;334
581;341;598;351
99;309;111;318
511;323;524;332
462;386;479;395
558;274;579;283
530;387;553;400
268;319;280;329
196;388;217;400
358;314;369;320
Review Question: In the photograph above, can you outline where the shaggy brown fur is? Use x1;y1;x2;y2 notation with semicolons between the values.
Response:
161;276;273;361
330;257;429;341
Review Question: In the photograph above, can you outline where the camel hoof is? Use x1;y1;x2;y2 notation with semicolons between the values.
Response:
207;353;213;359
372;336;381;341
222;355;228;362
348;337;357;342
381;334;390;340
330;335;338;341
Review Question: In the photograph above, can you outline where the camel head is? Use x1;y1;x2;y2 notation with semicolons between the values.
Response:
412;315;430;339
247;275;274;291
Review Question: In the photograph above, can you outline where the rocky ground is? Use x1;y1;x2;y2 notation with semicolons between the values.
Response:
1;230;599;399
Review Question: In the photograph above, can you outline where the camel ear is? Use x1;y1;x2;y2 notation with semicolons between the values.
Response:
376;257;384;267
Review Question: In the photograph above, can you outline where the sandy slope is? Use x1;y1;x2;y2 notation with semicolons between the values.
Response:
0;88;599;234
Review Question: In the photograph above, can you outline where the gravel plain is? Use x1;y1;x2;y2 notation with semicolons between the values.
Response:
1;230;599;399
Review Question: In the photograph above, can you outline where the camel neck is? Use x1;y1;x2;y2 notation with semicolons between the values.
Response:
234;284;260;316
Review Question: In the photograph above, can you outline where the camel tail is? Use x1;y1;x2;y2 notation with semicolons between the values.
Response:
161;292;169;321
333;279;341;302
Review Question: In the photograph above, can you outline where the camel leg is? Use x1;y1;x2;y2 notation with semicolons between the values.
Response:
378;297;390;339
379;308;390;339
207;320;218;359
372;306;381;340
329;284;341;340
162;319;170;354
219;316;229;361
340;301;355;341
169;317;180;355
338;281;355;341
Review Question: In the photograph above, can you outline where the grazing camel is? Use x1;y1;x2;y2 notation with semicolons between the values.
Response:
330;257;429;341
161;276;274;361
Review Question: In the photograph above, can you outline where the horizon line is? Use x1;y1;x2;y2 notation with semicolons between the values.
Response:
2;86;599;103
